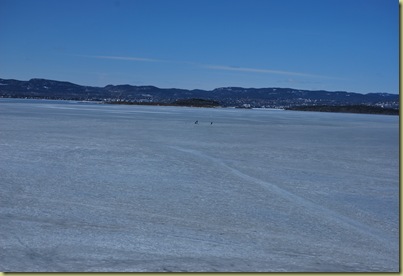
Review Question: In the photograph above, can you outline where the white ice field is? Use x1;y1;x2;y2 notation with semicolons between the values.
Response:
0;98;399;272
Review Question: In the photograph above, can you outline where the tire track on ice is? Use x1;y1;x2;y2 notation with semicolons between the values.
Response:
170;146;395;249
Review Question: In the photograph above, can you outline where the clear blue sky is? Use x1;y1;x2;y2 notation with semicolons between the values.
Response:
0;0;398;93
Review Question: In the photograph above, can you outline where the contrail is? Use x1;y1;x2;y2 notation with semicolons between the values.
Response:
76;54;340;79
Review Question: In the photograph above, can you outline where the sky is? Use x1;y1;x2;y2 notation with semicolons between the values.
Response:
0;0;399;94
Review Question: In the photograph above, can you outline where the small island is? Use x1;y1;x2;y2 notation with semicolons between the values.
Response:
172;98;221;107
286;105;399;115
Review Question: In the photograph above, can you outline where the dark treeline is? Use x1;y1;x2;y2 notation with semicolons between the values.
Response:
286;105;399;115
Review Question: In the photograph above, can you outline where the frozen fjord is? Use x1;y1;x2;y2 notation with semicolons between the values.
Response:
0;99;399;272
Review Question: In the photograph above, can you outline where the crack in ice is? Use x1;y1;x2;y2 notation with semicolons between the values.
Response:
169;145;395;249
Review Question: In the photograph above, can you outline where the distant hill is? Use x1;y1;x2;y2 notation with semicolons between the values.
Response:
0;78;399;109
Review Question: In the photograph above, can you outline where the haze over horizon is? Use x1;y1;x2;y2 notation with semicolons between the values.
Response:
0;0;398;94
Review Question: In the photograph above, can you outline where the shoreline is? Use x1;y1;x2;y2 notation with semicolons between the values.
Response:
0;97;398;115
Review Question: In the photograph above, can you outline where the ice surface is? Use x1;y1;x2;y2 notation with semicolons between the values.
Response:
0;99;399;272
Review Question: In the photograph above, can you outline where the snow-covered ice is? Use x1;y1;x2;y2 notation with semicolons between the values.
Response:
0;99;399;272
